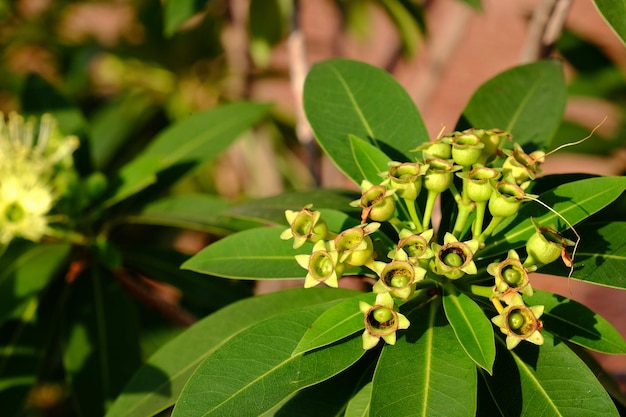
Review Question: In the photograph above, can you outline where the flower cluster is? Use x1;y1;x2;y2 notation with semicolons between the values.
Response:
283;128;574;350
0;112;79;246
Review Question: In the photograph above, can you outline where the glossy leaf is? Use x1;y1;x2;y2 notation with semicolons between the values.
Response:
304;59;429;184
459;60;566;150
593;0;626;47
345;382;372;417
164;0;210;37
106;287;358;417
479;176;626;259
63;268;141;417
0;243;71;324
442;284;495;373
170;302;366;417
526;289;626;354
181;227;312;279
293;292;376;355
348;134;393;184
370;301;477;416
539;222;626;289
480;333;619;416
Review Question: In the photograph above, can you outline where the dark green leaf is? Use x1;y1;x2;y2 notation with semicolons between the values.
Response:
181;227;311;279
526;289;626;354
106;287;358;417
539;222;626;289
459;60;566;150
370;301;477;416
63;268;141;417
593;0;626;47
480;176;626;259
103;155;161;208
344;382;372;417
443;283;496;373
170;302;366;417
348;134;393;184
304;59;429;184
164;0;210;37
480;333;619;416
0;243;71;324
293;292;376;355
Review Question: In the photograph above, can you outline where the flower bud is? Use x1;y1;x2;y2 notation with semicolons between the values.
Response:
350;180;396;222
359;292;410;349
488;181;527;218
423;158;459;193
388;228;434;267
334;223;380;267
502;143;545;185
442;130;485;167
383;161;428;200
430;233;479;280
477;128;510;165
487;249;533;304
457;166;500;202
524;219;575;268
413;139;451;159
491;302;544;350
280;204;329;249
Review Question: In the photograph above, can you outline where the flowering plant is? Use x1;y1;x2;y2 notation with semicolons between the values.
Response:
115;58;626;417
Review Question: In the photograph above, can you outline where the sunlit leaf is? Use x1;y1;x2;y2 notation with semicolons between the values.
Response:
348;134;393;185
593;0;626;47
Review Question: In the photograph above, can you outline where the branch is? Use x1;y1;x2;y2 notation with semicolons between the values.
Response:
520;0;572;63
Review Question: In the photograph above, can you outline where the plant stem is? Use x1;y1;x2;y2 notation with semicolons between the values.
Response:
478;216;504;242
452;203;472;237
467;284;494;298
404;198;423;233
422;190;438;230
472;200;487;238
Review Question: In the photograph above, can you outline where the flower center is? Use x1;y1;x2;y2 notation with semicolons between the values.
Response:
508;311;525;331
502;265;522;286
5;202;25;222
443;249;464;267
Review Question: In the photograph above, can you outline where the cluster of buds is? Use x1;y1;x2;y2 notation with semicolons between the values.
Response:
283;128;574;350
0;112;79;247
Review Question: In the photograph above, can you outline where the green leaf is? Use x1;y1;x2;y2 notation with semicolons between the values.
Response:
442;284;496;373
526;289;626;354
63;268;141;417
181;227;311;279
344;381;372;417
480;333;619;416
593;0;626;47
106;287;358;417
304;59;429;184
170;302;366;417
164;0;210;37
128;194;237;234
104;102;269;206
293;292;376;355
539;222;626;289
459;60;566;150
479;176;626;259
348;134;393;184
0;243;71;324
370;301;477;416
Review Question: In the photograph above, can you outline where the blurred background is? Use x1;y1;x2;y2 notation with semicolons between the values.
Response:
1;0;625;413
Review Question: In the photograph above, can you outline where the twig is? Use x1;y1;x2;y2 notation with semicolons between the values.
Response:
520;0;572;63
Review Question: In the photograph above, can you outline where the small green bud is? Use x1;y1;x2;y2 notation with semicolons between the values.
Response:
488;181;526;218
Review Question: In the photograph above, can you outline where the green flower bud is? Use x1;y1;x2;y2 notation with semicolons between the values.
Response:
280;204;329;249
442;130;485;167
491;302;544;350
413;139;451;159
457;166;500;202
359;292;410;349
430;233;479;280
487;249;533;304
502;143;545;185
476;128;510;165
383;161;428;200
524;219;574;268
334;223;380;267
350;180;396;222
388;228;435;267
488;181;527;218
423;158;459;193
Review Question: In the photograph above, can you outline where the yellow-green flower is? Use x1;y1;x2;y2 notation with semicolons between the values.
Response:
430;233;479;280
388;228;434;268
280;204;328;249
372;251;426;300
359;292;410;350
487;249;534;305
295;240;343;288
350;180;396;222
491;302;544;350
334;223;379;267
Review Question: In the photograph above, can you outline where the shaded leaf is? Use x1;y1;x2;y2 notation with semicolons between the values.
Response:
171;302;366;417
348;134;393;185
304;59;428;184
593;0;626;47
479;176;626;259
526;289;626;354
480;333;619;416
443;283;496;373
293;292;376;355
459;60;566;150
164;0;210;37
63;268;141;417
344;381;372;417
370;301;477;416
106;287;358;417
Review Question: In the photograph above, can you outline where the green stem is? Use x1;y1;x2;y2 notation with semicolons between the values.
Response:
448;182;463;205
472;200;487;238
478;216;504;242
452;203;473;237
467;284;494;298
404;198;423;233
422;190;439;230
